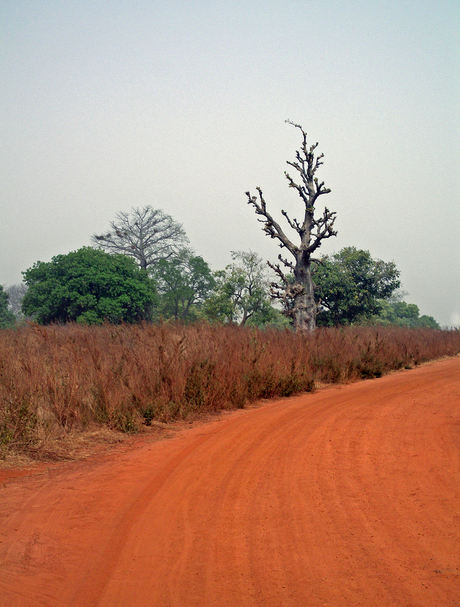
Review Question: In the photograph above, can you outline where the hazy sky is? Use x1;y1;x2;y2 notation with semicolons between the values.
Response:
1;0;459;326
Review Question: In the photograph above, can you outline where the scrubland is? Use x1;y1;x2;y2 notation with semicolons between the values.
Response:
1;322;459;457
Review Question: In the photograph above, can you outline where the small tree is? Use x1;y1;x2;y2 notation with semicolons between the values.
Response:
246;121;337;332
203;250;280;327
22;248;156;324
372;300;440;329
153;249;215;322
314;247;401;325
92;206;189;272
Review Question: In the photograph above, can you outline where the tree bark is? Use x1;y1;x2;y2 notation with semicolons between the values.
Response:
293;253;316;332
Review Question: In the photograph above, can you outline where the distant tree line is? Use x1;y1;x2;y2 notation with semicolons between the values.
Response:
0;122;445;331
1;205;439;330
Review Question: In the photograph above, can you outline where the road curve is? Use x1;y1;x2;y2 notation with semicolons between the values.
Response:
1;357;459;606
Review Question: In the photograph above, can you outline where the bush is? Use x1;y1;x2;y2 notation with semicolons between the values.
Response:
22;247;156;324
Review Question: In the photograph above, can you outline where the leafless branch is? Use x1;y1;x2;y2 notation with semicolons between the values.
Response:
307;207;337;255
246;189;297;255
281;209;301;233
276;253;294;271
92;206;189;271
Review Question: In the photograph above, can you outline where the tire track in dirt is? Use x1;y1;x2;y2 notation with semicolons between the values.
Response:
1;357;459;606
62;424;245;606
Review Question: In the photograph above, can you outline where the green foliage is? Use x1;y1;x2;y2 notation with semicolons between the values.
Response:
152;249;215;322
372;300;440;329
314;247;401;326
417;315;440;329
0;286;16;329
21;247;156;324
203;251;283;327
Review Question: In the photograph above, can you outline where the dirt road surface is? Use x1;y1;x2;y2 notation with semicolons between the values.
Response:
1;357;459;607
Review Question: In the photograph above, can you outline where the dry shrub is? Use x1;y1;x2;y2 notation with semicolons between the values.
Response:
1;322;459;456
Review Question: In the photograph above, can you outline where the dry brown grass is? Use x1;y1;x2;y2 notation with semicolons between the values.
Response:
1;321;459;458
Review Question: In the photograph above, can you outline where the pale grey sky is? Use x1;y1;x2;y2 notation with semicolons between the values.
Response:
1;0;459;326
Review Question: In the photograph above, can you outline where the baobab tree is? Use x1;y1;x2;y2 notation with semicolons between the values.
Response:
246;121;337;332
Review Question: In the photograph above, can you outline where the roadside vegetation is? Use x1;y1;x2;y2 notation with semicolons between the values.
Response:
1;321;459;458
1;126;455;460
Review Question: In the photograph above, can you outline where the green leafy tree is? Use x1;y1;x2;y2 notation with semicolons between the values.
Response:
153;249;215;321
92;206;189;272
314;247;401;326
22;247;156;324
246;121;337;332
372;300;440;328
416;315;440;329
0;285;16;328
203;251;282;327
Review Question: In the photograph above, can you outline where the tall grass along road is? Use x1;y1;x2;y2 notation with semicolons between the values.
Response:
1;323;460;457
1;356;459;606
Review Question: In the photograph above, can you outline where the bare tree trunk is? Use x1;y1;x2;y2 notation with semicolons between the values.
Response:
292;260;316;332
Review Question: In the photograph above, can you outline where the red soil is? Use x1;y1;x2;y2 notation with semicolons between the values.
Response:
1;357;459;607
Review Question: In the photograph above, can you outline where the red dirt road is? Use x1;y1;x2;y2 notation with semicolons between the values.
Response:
1;357;459;607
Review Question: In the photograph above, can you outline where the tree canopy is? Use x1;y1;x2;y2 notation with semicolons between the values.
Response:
371;299;440;329
246;121;337;332
314;247;401;326
203;251;284;327
22;247;156;324
152;249;215;322
92;206;189;272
